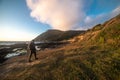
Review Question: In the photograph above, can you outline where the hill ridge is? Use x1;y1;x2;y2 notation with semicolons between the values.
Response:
35;29;85;42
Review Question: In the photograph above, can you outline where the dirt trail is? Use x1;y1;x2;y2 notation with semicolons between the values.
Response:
0;47;62;76
0;50;45;77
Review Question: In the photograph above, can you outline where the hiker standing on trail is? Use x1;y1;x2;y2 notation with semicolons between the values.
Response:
28;40;38;62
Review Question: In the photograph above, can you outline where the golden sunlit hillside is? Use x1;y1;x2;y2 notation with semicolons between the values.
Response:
0;14;120;80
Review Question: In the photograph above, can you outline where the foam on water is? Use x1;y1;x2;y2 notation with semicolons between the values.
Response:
5;49;27;58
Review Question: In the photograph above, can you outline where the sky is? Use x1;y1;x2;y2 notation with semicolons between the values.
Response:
0;0;120;41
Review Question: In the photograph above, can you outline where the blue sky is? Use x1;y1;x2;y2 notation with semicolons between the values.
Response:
0;0;120;41
87;0;120;15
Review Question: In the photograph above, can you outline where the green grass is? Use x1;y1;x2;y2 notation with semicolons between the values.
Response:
7;43;119;80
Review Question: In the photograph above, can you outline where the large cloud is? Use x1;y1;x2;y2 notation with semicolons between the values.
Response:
26;0;120;30
26;0;85;30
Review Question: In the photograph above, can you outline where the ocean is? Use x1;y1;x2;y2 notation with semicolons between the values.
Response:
0;41;27;45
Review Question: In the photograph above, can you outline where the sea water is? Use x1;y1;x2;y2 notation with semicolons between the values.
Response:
5;49;27;58
0;41;27;58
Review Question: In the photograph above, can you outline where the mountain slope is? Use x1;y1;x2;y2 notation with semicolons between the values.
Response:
57;30;85;41
72;14;120;45
35;29;63;41
35;29;85;41
0;14;120;80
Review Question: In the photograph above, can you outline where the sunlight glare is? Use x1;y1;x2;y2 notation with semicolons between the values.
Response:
0;27;35;41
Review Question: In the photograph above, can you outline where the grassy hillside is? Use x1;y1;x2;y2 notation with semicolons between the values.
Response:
57;30;85;41
0;14;120;80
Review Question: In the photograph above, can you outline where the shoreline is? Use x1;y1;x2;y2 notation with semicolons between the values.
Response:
0;41;68;64
0;42;27;63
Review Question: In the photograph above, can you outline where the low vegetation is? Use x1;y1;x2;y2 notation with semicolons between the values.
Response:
0;14;120;80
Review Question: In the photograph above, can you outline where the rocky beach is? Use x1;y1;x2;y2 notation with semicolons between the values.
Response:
0;41;27;63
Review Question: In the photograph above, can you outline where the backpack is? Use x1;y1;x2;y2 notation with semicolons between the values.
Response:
29;42;35;50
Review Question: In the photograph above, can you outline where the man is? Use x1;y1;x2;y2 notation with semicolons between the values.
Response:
28;40;38;62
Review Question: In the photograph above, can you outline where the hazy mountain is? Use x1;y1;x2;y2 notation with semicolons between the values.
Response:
35;29;85;42
35;29;63;41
